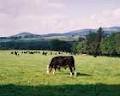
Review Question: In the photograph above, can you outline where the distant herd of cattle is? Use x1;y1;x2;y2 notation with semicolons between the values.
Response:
11;51;64;56
10;51;76;76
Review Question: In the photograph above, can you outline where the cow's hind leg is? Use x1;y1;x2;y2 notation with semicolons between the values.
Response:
73;67;77;76
69;66;73;77
69;66;77;77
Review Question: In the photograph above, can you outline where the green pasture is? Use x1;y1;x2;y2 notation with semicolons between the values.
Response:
0;50;120;96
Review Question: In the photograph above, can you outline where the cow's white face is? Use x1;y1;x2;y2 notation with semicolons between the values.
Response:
47;69;49;74
46;65;49;74
46;65;52;74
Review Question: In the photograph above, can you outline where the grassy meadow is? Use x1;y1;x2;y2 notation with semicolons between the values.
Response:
0;50;120;96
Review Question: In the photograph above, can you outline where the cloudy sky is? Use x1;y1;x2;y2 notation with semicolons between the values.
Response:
0;0;120;36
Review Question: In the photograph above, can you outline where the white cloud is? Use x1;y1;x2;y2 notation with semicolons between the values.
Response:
0;0;120;36
113;8;120;18
0;0;68;36
90;8;120;27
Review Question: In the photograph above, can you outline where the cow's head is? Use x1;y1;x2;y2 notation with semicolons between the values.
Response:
46;65;52;74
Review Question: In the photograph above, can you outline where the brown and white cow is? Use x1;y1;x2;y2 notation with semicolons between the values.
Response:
47;56;76;76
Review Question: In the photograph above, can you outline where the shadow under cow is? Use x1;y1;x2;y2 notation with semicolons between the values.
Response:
63;72;92;77
76;72;92;76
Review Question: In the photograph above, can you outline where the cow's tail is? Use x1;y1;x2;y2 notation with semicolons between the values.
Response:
71;56;77;76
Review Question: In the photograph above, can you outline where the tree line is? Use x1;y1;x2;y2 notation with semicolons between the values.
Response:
0;39;72;52
71;27;120;56
0;27;120;56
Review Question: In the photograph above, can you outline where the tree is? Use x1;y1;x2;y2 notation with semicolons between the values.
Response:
86;32;97;55
93;27;104;57
85;27;104;56
50;39;71;52
100;32;120;56
71;41;86;55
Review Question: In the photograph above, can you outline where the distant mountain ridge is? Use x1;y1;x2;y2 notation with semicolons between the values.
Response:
1;26;120;41
10;32;42;38
10;26;120;37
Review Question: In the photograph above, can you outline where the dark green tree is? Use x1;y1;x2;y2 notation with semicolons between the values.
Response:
71;41;86;55
50;39;71;52
86;32;97;55
100;32;120;56
85;27;104;56
93;27;104;57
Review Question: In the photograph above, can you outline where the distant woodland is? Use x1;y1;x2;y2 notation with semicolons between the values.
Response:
0;27;120;56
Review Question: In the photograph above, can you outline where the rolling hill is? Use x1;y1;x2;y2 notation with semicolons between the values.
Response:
0;26;120;42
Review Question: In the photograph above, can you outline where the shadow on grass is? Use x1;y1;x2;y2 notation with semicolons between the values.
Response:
62;72;92;77
76;72;92;76
0;83;120;96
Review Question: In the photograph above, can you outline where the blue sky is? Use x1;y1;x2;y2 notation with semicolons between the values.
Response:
0;0;120;36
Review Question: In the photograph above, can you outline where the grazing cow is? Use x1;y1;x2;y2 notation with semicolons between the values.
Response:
50;52;52;55
47;56;76;76
11;52;14;54
14;51;19;56
42;51;47;55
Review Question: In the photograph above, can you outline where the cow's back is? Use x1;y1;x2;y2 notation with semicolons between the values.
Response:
49;56;74;67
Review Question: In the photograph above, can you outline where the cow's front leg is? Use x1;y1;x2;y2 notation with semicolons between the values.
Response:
53;68;56;75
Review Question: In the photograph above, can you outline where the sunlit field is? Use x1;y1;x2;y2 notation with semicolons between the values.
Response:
0;50;120;96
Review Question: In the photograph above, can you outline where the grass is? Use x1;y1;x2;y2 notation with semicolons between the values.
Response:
0;50;120;96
